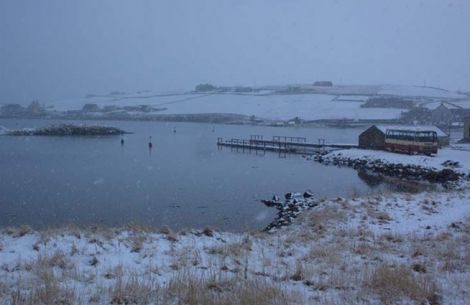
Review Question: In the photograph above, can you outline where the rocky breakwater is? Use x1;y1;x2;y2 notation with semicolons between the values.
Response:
315;153;466;186
261;191;320;231
5;124;128;136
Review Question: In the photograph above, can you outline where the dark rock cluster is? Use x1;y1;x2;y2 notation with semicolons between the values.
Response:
262;191;319;231
315;154;464;185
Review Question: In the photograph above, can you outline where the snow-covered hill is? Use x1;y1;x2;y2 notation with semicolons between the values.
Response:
378;85;465;99
43;84;466;121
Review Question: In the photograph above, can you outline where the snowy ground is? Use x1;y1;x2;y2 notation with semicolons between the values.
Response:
0;188;469;304
451;143;470;152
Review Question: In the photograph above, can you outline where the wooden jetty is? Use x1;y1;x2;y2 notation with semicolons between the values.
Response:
217;135;357;154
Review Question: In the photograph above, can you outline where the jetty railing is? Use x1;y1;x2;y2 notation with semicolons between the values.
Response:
272;136;307;144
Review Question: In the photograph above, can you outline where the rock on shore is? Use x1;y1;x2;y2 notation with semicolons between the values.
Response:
261;191;319;231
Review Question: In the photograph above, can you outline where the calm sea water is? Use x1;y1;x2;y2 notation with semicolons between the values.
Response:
0;119;391;231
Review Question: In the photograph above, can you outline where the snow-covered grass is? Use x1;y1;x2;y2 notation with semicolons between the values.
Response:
1;188;469;304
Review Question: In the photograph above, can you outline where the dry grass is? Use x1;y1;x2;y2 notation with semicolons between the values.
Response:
205;236;252;258
304;205;346;235
367;263;440;304
379;232;403;244
352;241;374;256
367;209;391;222
128;233;146;253
8;255;78;305
2;225;32;238
11;282;77;305
159;225;178;242
30;251;70;273
110;273;160;305
2;254;296;304
307;244;339;261
201;226;215;237
166;271;294;305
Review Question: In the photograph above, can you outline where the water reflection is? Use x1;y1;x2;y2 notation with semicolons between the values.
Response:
357;170;438;193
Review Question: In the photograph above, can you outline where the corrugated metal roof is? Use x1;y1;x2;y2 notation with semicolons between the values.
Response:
373;125;448;137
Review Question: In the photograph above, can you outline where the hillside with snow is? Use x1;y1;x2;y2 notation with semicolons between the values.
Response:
37;84;468;122
378;85;465;99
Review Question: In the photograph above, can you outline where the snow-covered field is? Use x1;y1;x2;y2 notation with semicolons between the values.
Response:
53;93;404;121
41;84;468;122
155;94;405;121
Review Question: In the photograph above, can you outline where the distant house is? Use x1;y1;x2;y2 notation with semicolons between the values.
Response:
451;108;470;123
359;125;449;149
464;117;470;140
313;81;333;87
431;102;454;125
195;83;216;92
0;104;26;116
82;103;100;112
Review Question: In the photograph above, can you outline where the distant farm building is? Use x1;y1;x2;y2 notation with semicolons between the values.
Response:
313;81;333;87
464;117;470;140
0;104;26;116
82;103;100;112
195;83;217;92
359;125;449;149
431;102;454;125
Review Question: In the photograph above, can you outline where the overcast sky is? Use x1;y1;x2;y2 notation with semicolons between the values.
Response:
1;0;470;103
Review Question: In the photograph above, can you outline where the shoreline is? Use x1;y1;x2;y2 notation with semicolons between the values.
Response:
0;114;408;129
314;148;470;186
